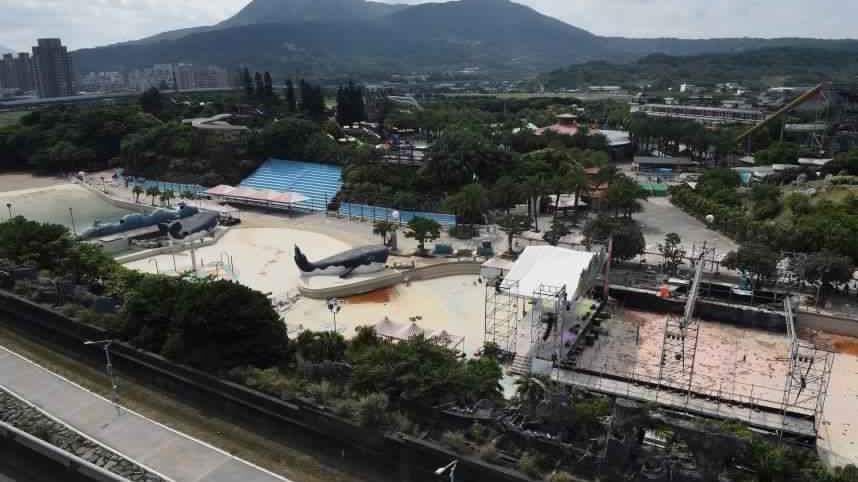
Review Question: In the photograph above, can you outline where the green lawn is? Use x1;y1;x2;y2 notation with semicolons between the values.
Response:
0;111;27;127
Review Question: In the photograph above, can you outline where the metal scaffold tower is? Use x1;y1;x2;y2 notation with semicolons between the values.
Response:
657;252;706;396
781;297;834;431
530;283;568;353
484;277;522;355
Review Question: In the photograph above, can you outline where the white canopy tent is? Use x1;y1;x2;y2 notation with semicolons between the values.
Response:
503;246;597;302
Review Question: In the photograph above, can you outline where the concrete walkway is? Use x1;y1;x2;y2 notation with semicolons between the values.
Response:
0;345;292;482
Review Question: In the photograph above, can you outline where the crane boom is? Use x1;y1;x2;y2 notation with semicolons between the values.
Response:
682;253;706;329
736;83;827;144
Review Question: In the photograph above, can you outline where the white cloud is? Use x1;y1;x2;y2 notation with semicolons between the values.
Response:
0;0;853;53
0;0;243;51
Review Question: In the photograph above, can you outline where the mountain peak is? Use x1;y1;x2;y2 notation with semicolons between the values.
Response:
219;0;408;27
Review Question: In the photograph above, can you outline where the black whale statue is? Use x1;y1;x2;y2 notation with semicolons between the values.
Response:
294;245;389;278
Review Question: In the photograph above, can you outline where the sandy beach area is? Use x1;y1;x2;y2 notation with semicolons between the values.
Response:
0;172;69;193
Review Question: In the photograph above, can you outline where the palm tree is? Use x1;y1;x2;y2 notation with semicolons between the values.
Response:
523;174;548;232
146;186;161;206
550;162;588;220
160;189;175;207
132;185;144;203
372;220;398;246
490;176;522;215
445;183;489;228
497;214;531;255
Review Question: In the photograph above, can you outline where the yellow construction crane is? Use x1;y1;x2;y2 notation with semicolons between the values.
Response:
735;82;827;145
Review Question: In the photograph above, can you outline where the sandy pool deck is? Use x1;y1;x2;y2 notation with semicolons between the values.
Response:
125;227;352;297
125;226;489;356
288;275;487;356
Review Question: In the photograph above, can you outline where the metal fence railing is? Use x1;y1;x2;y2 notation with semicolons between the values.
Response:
337;202;457;226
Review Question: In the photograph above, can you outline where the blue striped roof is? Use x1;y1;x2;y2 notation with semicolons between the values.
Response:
239;159;343;211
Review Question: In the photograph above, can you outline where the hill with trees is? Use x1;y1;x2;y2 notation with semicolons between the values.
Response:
75;0;858;77
541;46;858;89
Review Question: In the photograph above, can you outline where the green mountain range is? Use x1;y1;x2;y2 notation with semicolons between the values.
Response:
72;0;858;78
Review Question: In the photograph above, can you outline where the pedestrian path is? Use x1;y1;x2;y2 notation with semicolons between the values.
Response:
0;345;292;482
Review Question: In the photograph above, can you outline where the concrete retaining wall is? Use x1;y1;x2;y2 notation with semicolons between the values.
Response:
798;311;858;338
609;285;787;332
79;182;153;214
297;261;482;299
115;227;230;264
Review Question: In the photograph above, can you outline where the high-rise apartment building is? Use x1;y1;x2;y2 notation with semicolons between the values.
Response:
0;54;15;89
15;53;35;92
31;38;75;98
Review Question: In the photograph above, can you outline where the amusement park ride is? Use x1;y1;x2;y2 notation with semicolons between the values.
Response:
737;81;858;155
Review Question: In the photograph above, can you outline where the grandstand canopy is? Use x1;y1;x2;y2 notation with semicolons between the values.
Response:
205;185;308;205
504;246;596;301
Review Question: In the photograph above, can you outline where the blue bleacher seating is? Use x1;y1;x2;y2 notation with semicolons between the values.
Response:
239;159;343;211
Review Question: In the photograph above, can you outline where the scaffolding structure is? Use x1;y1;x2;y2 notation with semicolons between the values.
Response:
484;278;571;356
781;297;834;431
484;277;522;355
529;283;568;359
657;252;706;396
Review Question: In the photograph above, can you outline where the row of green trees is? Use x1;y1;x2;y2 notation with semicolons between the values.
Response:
335;80;367;126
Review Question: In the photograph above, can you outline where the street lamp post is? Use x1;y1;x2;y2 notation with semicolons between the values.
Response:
84;339;120;414
5;203;12;219
327;298;342;333
69;207;77;236
434;460;458;482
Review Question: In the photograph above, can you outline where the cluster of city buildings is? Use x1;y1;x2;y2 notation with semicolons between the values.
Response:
1;37;231;100
126;63;230;92
0;38;75;98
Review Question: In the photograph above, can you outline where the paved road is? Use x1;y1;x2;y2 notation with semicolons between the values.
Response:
0;345;292;482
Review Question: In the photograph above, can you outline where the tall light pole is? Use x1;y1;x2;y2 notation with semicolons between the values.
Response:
434;460;458;482
327;298;342;333
5;203;12;220
84;339;120;414
68;207;77;236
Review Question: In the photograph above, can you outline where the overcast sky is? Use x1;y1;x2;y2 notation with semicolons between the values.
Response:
0;0;855;52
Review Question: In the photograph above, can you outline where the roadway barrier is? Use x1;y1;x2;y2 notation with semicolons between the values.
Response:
0;421;131;482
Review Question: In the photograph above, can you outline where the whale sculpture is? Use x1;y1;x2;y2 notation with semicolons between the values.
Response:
79;204;198;240
160;212;219;240
294;245;389;278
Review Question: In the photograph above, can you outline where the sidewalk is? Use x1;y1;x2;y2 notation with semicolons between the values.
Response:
0;345;292;482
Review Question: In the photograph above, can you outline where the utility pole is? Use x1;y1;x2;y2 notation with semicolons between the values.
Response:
84;339;121;415
68;207;77;236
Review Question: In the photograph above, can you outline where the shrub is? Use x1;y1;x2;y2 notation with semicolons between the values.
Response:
306;380;341;406
478;441;499;462
12;282;30;296
60;303;80;318
355;392;389;427
331;399;357;419
468;422;492;444
388;411;416;435
441;430;470;454
545;471;576;482
517;451;544;479
448;224;479;239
